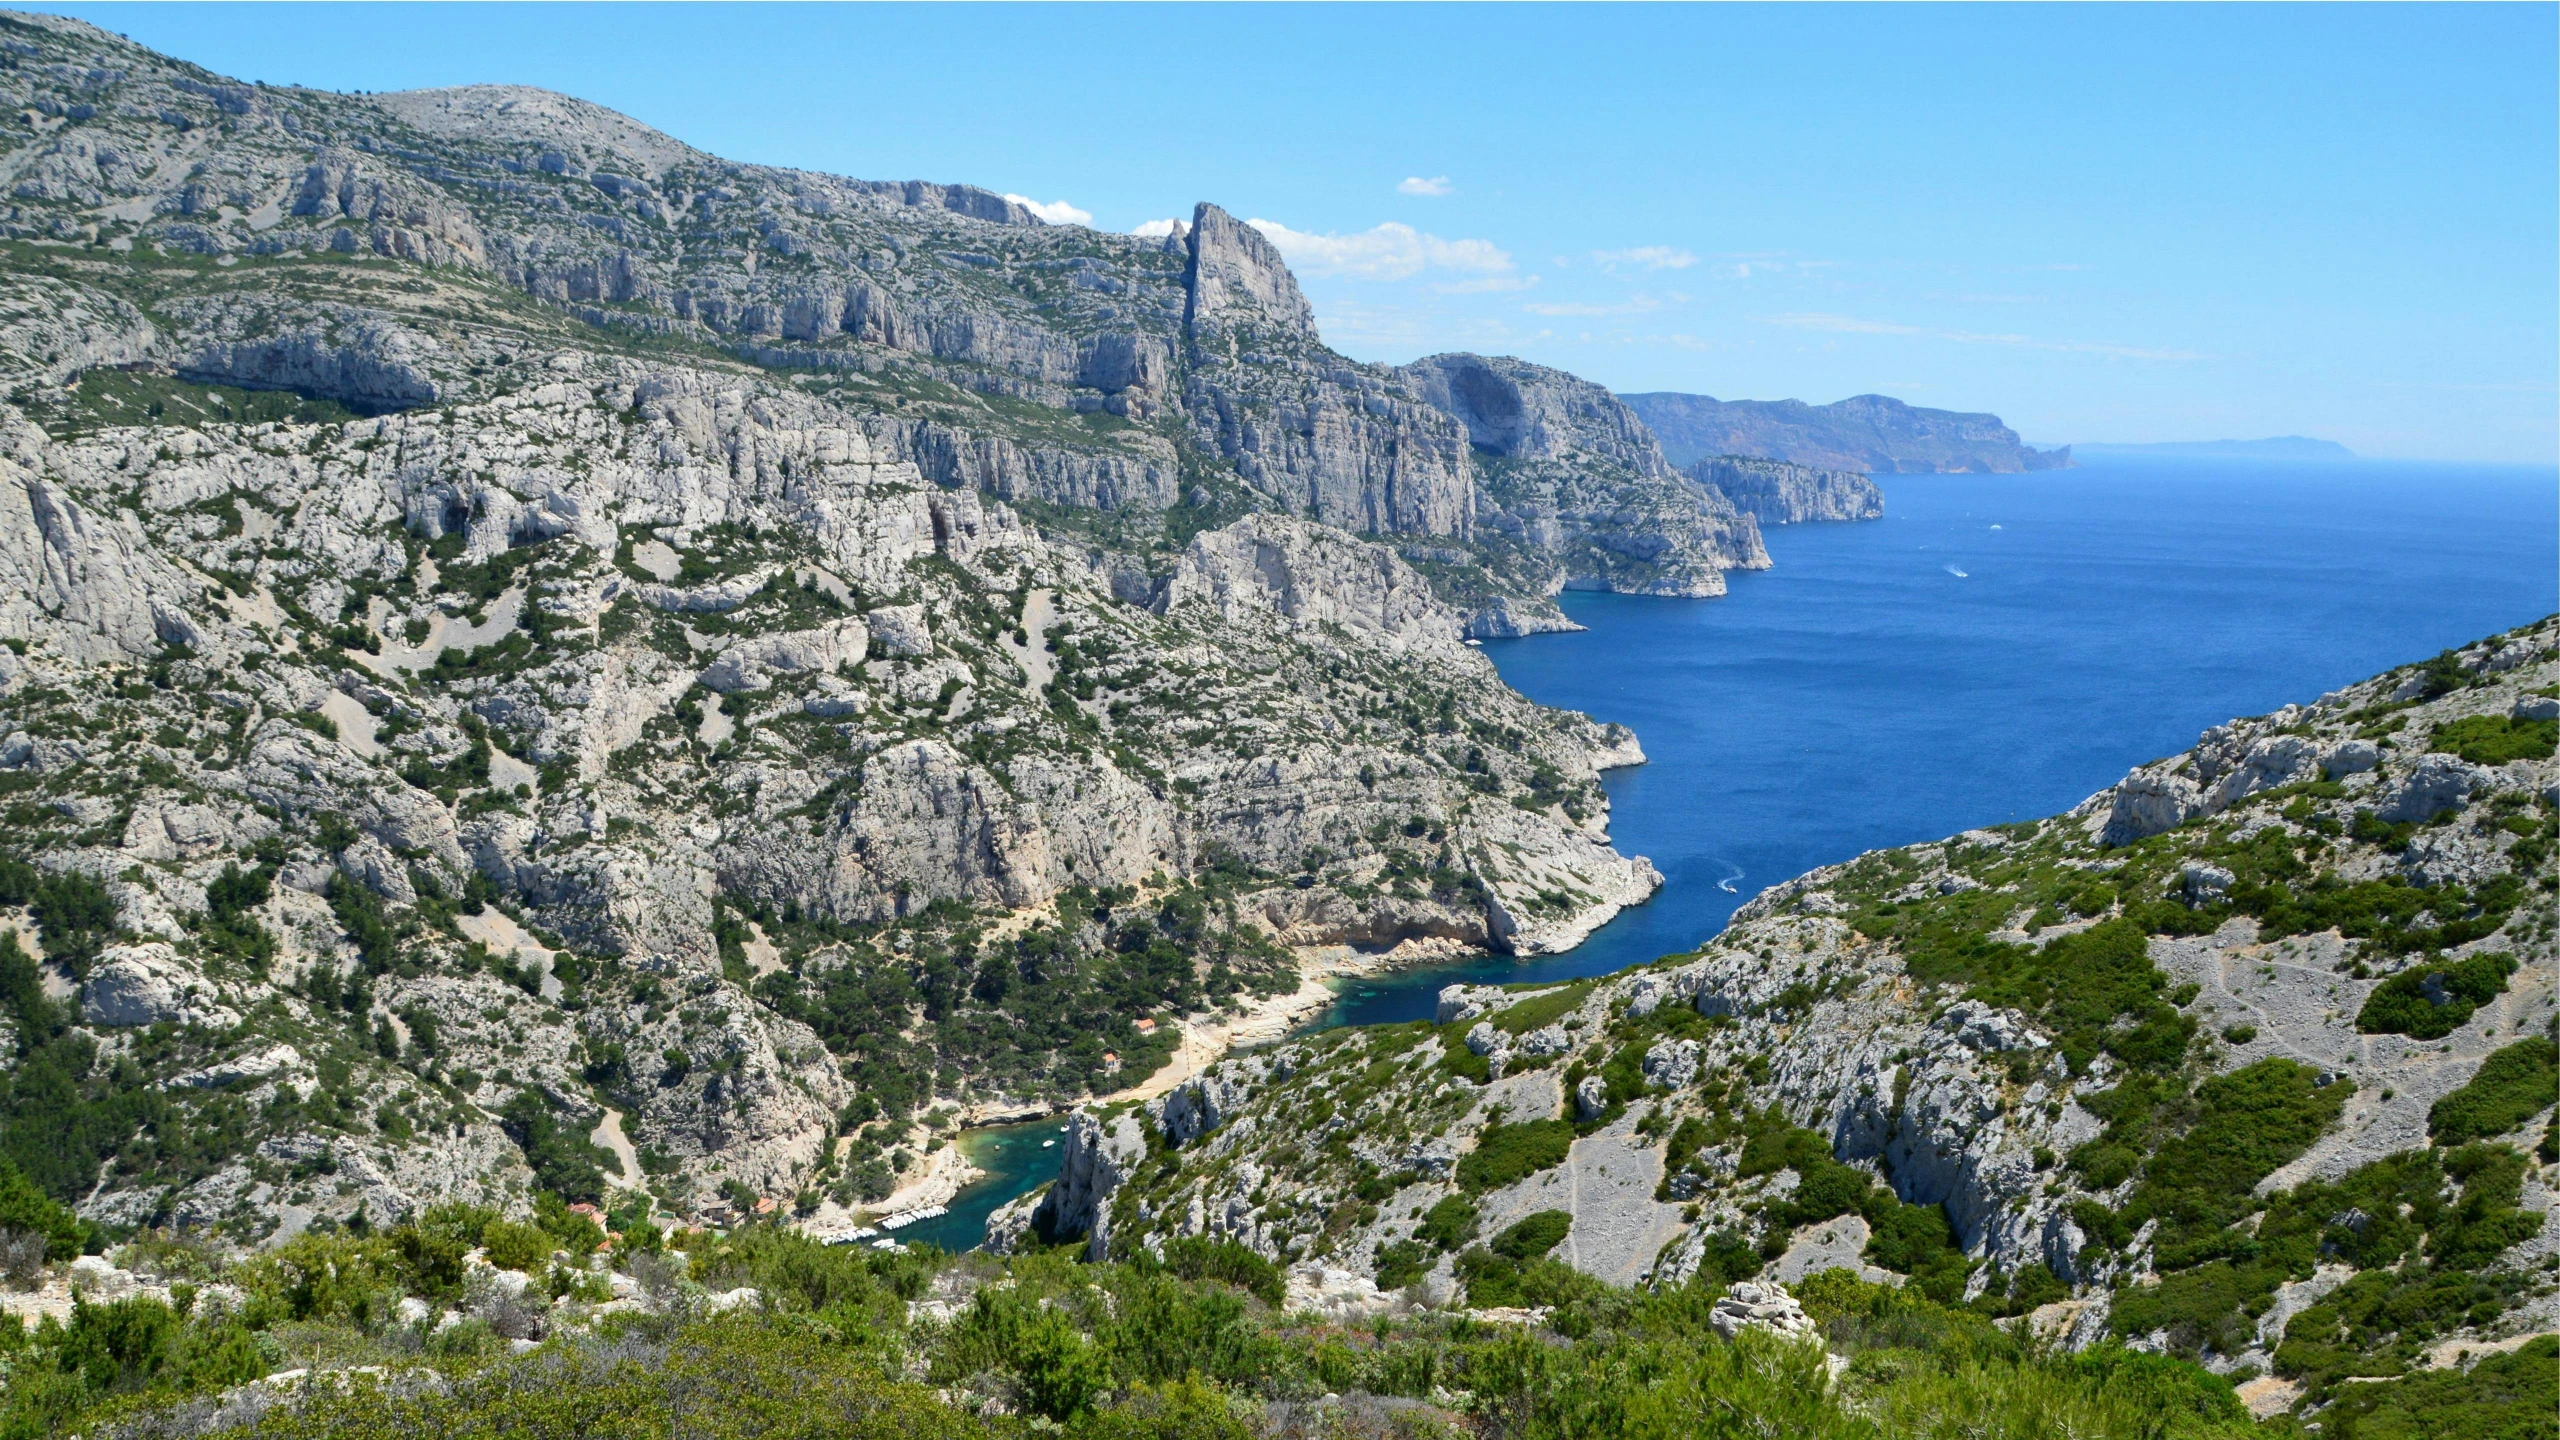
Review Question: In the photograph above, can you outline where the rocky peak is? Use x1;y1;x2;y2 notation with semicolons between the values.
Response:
1183;202;1316;340
375;85;708;180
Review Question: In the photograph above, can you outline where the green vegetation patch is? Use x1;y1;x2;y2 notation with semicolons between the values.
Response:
2428;1038;2559;1145
2318;1334;2558;1440
1489;1209;1573;1263
2430;713;2559;766
1484;981;1593;1036
37;368;368;438
2357;953;2517;1039
1454;1119;1576;1194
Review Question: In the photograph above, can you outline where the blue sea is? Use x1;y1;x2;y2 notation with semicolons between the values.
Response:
1321;456;2558;1026
933;455;2557;1244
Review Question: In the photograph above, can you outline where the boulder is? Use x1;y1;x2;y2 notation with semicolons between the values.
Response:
2101;768;2202;846
1159;1073;1245;1148
1935;1001;2048;1054
1708;1281;1819;1342
2375;753;2484;824
1574;1074;1609;1121
1643;1038;1702;1090
864;604;932;658
83;943;235;1028
698;617;868;693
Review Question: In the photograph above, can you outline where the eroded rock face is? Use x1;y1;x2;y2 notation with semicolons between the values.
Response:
1029;1110;1149;1262
1158;514;1464;654
84;943;235;1027
1687;455;1883;525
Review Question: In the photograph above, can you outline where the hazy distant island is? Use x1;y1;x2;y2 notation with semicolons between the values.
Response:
2072;436;2358;461
1621;389;2073;474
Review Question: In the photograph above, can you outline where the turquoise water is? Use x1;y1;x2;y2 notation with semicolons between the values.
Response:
925;456;2559;1244
894;1118;1071;1254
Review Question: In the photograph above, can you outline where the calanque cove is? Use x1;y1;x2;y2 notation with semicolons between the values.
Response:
0;13;2549;1439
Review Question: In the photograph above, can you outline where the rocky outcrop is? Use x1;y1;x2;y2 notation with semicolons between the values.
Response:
1399;352;1768;599
1157;514;1465;654
1687;455;1883;525
1027;1109;1149;1262
1624;391;2071;474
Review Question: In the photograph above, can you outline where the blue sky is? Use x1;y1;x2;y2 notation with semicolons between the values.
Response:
41;3;2557;462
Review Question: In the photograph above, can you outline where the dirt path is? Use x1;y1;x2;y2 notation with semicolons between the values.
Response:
591;1107;645;1190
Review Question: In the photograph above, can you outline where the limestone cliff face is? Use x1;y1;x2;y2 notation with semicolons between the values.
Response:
1687;455;1883;525
1626;391;2071;474
1396;353;1768;602
0;258;1664;1235
0;15;1772;611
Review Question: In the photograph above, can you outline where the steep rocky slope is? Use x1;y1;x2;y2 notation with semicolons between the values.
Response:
1685;454;1882;525
1625;390;2072;474
1012;620;2560;1420
0;12;1763;620
0;12;1711;1240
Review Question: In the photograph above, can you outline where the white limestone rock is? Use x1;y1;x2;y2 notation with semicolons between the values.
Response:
83;944;237;1028
864;604;932;658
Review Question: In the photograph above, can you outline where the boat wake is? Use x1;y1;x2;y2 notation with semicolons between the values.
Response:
1944;564;1969;578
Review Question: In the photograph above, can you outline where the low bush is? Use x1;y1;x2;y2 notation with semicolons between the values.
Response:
2357;953;2517;1038
2429;714;2558;765
2429;1038;2560;1145
1455;1119;1575;1194
2320;1333;2557;1440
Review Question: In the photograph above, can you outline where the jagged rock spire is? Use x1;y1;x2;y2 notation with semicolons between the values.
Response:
1182;202;1316;339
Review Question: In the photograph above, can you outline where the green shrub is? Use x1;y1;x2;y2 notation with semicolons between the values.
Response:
1157;1235;1283;1307
2131;1058;2351;1250
2323;1333;2558;1440
2429;714;2558;765
2357;953;2517;1038
1490;1210;1573;1263
1371;1239;1430;1290
1416;1194;1479;1250
481;1218;553;1272
1485;981;1593;1036
1455;1119;1575;1194
0;859;119;978
498;1090;611;1205
198;1317;992;1440
2429;1038;2560;1145
0;1156;84;1260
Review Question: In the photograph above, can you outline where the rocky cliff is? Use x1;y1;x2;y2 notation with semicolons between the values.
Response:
0;13;1757;614
1024;620;2560;1410
0;12;1703;1239
1397;353;1767;616
1625;391;2072;474
1686;455;1883;525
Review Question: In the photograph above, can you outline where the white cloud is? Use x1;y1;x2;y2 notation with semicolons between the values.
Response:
1709;252;1839;280
1129;218;1182;238
1436;273;1538;295
1523;292;1668;317
1592;246;1696;272
1397;175;1455;197
1244;219;1514;282
1005;194;1093;227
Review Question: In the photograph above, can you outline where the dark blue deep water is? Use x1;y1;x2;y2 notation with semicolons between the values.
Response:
1321;457;2557;1026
